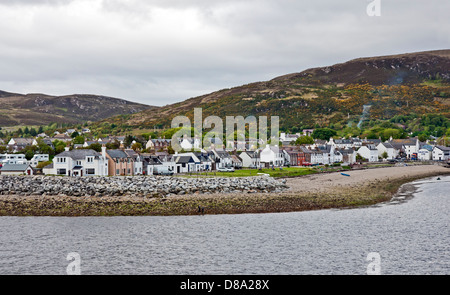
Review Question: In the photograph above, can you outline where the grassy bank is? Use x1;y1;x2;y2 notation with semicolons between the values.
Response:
0;169;447;217
177;167;317;178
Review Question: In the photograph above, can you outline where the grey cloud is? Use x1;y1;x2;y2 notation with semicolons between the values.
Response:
0;0;74;6
0;0;448;106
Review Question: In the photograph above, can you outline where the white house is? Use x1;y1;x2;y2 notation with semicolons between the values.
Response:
65;129;77;136
317;145;341;164
309;149;324;165
239;151;260;168
279;133;299;146
7;138;38;152
49;147;108;176
195;152;213;171
376;142;397;160
0;154;27;165
337;148;357;164
144;153;178;175
7;138;38;146
403;138;420;159
173;153;202;173
260;145;284;167
417;145;433;161
143;155;163;175
211;150;233;169
0;163;34;175
357;144;379;162
432;146;450;161
329;138;354;149
179;135;201;151
28;154;50;167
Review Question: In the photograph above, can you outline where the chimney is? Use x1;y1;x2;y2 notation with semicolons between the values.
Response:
102;144;106;158
65;142;70;152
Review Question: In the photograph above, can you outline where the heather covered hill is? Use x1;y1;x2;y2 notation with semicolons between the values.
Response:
92;50;450;134
274;49;450;86
0;92;155;126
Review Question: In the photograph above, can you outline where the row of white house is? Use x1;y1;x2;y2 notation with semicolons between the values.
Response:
1;136;449;176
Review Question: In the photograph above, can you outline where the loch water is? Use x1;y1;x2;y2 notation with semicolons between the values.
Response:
0;176;448;275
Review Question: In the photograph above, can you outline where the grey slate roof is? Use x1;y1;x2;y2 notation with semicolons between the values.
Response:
379;142;395;149
10;138;34;145
106;149;129;159
0;163;31;171
175;156;195;164
43;163;54;169
55;149;101;160
435;145;450;151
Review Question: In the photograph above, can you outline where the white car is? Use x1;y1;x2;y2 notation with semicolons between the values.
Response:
217;166;234;172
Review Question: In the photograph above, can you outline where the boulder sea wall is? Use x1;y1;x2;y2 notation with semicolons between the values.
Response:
0;175;288;198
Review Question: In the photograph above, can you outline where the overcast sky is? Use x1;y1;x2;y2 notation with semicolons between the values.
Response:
0;0;448;106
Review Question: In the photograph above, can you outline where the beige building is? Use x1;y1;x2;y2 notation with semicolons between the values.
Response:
105;149;135;176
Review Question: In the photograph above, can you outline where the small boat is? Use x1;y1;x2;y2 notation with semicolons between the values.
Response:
341;173;350;177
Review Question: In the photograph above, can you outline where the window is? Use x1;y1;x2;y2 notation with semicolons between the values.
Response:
57;169;66;175
87;157;93;163
76;161;82;166
86;169;95;175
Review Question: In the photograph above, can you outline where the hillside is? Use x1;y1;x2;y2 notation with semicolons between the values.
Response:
92;49;450;134
0;92;155;126
275;49;450;86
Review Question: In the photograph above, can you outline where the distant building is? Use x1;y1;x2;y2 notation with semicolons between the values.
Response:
145;138;171;151
302;129;314;136
28;154;50;167
7;138;38;152
432;146;450;161
0;163;34;175
357;144;379;162
239;151;260;168
376;142;397;160
173;153;202;173
105;149;135;176
0;154;27;165
260;145;284;167
417;145;433;161
52;133;72;142
279;133;299;146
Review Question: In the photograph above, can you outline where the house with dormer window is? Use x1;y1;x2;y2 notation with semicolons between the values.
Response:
48;146;108;176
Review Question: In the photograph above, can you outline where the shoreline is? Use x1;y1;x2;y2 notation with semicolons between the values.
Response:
0;165;449;216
